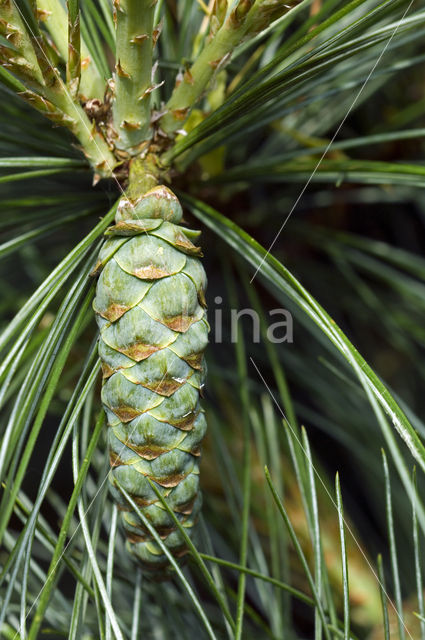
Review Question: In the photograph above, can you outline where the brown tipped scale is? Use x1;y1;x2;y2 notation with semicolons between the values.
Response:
93;186;208;574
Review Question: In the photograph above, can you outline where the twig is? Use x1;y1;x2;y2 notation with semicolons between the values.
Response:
112;0;157;153
0;0;44;86
67;0;81;98
37;0;105;100
160;0;296;135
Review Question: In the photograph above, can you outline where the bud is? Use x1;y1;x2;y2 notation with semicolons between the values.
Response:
213;0;228;25
230;0;254;28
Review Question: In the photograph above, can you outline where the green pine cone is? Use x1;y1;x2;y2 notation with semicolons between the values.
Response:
93;186;209;574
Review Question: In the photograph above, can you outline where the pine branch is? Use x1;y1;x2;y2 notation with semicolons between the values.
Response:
12;84;116;177
36;0;105;100
0;1;115;176
112;0;157;153
0;0;44;86
159;0;297;136
66;0;81;99
49;91;116;179
0;63;115;178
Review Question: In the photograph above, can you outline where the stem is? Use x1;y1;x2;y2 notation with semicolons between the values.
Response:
160;0;294;135
24;72;116;176
0;0;44;85
126;154;161;198
36;0;105;100
57;92;116;177
67;0;81;98
0;2;115;177
112;0;156;153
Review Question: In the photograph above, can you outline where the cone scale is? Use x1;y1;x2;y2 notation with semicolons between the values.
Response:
93;186;209;573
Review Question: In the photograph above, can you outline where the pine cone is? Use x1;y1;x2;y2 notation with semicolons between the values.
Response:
93;186;208;574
